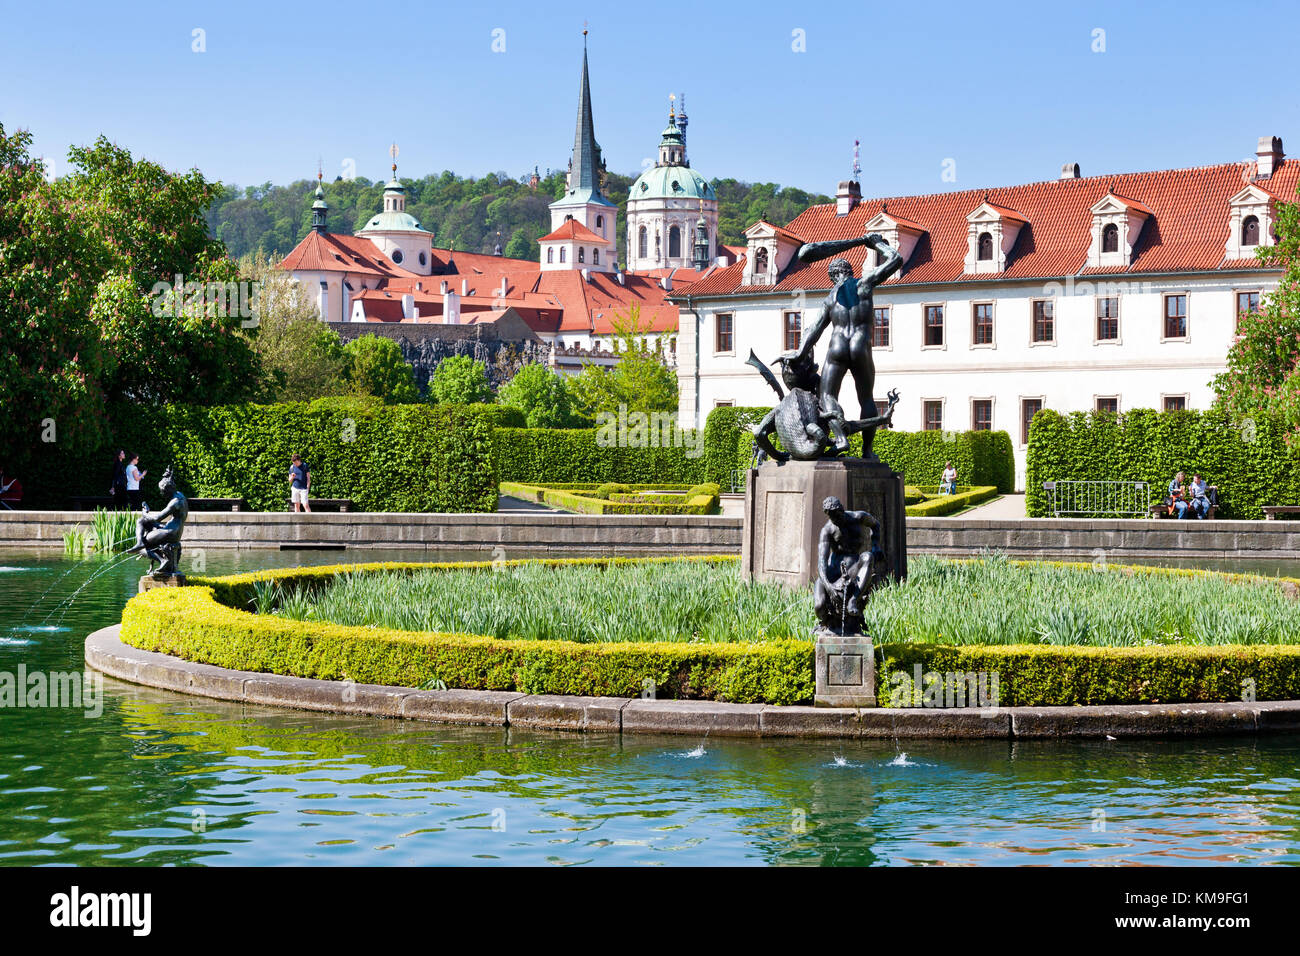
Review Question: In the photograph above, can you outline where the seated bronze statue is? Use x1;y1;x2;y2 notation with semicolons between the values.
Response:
126;466;188;577
813;496;885;635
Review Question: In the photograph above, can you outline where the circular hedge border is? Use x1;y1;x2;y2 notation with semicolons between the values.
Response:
115;556;1300;707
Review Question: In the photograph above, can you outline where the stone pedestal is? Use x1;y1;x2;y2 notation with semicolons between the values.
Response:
741;457;907;587
138;574;187;594
814;630;877;707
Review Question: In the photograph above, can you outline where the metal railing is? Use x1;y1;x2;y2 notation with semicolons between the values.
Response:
727;469;748;495
1041;480;1152;518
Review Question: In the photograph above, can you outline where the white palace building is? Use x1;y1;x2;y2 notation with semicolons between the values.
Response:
673;136;1297;489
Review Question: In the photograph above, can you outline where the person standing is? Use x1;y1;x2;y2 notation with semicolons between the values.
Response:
941;461;958;495
109;450;128;507
125;454;147;509
289;454;311;513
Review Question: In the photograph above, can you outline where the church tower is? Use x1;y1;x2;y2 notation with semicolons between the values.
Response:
541;32;617;272
626;94;718;272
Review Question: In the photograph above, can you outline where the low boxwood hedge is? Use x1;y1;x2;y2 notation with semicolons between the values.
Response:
905;485;999;517
114;556;1300;708
499;481;720;515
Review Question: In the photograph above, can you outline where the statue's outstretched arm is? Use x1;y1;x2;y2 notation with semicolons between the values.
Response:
795;303;831;362
860;236;903;292
797;235;871;265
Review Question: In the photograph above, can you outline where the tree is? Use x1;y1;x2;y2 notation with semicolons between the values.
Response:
0;125;261;467
343;334;419;404
498;362;582;427
428;355;494;404
568;305;678;419
1213;189;1300;436
239;252;348;401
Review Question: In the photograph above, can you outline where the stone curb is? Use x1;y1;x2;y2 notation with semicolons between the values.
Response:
85;626;1300;739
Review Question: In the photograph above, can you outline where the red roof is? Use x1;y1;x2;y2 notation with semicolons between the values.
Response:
684;160;1300;297
539;220;609;243
279;231;418;279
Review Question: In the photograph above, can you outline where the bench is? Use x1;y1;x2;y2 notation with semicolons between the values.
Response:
188;497;247;512
286;497;355;513
1151;485;1219;519
1262;506;1300;520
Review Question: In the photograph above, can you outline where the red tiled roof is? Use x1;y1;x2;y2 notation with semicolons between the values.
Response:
681;160;1300;298
279;231;419;278
539;220;608;243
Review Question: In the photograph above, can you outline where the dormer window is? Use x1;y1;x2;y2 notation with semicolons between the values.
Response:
862;210;925;271
1225;185;1274;260
965;201;1026;274
1242;215;1260;247
742;219;802;287
754;247;768;274
1087;192;1151;268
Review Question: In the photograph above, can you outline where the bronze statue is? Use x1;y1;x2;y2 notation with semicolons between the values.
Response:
813;495;884;635
126;466;188;577
792;231;903;461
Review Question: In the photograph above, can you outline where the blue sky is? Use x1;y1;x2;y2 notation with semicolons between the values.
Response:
1;0;1295;199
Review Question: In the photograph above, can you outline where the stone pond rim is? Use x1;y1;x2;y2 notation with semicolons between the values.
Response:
84;626;1300;739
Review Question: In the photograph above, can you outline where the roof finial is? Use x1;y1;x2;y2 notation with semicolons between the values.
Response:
852;139;861;183
389;142;399;177
669;92;676;122
317;157;323;184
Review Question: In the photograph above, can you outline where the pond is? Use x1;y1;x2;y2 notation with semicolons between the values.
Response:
1;548;1298;866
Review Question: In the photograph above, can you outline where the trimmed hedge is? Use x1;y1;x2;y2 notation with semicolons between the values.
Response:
17;398;499;513
878;642;1300;706
905;485;999;517
499;481;720;515
706;406;1015;493
1025;408;1300;519
113;556;1300;707
493;427;705;485
121;557;814;705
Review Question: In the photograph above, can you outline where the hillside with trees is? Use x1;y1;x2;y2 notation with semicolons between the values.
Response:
206;169;831;265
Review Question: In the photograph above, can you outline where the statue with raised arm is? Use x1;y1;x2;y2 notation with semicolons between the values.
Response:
813;495;884;635
125;465;188;577
792;231;903;461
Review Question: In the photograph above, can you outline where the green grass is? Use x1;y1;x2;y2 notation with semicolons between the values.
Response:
272;554;1300;647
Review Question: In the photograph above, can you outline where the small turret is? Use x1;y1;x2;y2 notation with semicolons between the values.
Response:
311;167;328;234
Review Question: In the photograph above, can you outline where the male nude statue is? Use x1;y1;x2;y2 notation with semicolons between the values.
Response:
790;231;903;460
813;495;884;634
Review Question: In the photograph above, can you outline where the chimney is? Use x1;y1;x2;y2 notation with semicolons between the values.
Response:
836;180;862;215
581;268;591;283
318;281;329;321
401;294;414;320
443;291;461;325
461;279;468;296
1060;162;1081;180
440;280;448;294
498;276;508;298
1257;136;1284;178
660;271;673;292
616;270;625;286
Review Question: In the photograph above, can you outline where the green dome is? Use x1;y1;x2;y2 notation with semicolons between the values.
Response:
630;165;714;202
359;210;428;233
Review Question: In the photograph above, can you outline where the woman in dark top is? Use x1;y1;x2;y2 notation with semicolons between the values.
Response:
109;449;128;507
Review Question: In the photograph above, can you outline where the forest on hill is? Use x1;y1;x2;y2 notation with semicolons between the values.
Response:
205;168;832;264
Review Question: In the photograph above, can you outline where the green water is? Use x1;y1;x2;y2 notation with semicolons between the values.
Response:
1;548;1299;866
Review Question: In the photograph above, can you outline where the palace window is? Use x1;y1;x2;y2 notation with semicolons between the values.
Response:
715;312;734;353
596;215;604;232
923;400;943;431
593;249;600;264
392;249;403;264
972;399;993;432
1164;294;1187;339
1163;395;1188;411
638;226;648;259
977;232;993;261
578;247;585;264
669;225;681;258
1032;300;1054;343
754;247;769;275
1102;222;1119;253
972;303;994;345
1021;398;1043;446
1096;396;1119;413
559;247;566;263
1242;215;1260;247
1097;296;1119;340
783;311;801;351
1236;290;1260;330
547;247;554;263
924;305;945;347
873;306;890;348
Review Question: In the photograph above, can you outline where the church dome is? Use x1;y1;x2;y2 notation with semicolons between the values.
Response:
630;165;714;201
358;176;430;234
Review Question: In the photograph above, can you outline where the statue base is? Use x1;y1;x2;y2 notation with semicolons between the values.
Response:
742;457;907;587
138;574;187;594
814;629;877;708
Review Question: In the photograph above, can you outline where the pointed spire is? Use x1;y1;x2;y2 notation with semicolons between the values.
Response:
568;31;605;199
311;162;328;234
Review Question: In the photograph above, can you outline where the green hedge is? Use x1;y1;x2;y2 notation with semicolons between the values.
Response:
20;397;498;512
878;642;1300;706
500;481;720;515
1025;408;1300;519
702;406;769;486
905;486;999;517
120;558;813;705
493;427;705;485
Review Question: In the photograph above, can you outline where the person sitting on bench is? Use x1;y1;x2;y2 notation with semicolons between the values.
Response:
1189;474;1211;519
1165;472;1189;519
